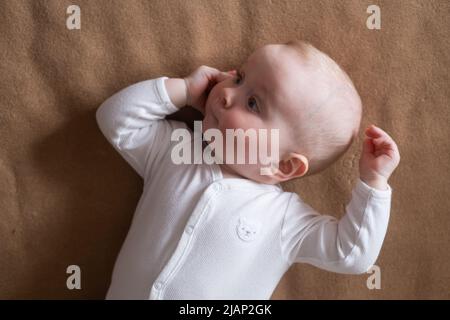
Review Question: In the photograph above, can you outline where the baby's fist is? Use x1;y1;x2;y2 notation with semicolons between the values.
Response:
359;125;400;190
184;65;236;114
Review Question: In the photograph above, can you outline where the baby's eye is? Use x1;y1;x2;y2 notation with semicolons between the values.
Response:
234;71;260;114
247;97;260;114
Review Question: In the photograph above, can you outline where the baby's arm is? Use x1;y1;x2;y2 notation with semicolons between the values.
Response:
281;180;392;274
96;66;233;180
164;78;189;108
95;77;184;179
281;125;400;274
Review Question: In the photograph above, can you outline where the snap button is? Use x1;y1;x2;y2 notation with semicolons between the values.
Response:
185;225;194;234
236;217;259;242
154;281;162;290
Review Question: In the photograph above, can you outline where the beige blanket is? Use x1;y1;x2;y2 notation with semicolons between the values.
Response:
0;0;449;299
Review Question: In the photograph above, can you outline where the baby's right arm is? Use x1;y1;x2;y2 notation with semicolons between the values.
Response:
96;67;233;180
96;77;183;179
164;78;189;109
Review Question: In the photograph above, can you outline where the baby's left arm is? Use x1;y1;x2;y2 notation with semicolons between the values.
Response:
280;125;400;274
281;179;392;274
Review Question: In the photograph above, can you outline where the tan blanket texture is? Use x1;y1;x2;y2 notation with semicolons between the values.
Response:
1;0;449;299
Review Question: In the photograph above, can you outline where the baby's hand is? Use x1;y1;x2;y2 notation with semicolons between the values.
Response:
184;66;236;114
359;125;401;190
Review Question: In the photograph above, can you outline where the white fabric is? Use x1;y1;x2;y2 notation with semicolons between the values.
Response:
96;76;392;300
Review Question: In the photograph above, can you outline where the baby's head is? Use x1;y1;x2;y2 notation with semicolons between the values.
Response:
203;40;362;184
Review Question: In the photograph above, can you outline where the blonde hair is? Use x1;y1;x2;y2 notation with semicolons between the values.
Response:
284;40;362;176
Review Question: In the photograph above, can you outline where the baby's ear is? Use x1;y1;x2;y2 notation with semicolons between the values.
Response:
273;153;309;181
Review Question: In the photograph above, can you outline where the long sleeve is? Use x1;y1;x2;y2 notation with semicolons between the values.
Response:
280;178;392;274
96;76;181;180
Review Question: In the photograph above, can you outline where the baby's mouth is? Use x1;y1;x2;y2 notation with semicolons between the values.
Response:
212;109;218;122
205;94;219;123
207;103;218;123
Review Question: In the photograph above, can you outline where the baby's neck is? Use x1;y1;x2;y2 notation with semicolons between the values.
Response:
219;164;246;180
202;139;246;180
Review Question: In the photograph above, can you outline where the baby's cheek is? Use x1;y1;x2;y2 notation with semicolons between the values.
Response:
223;111;252;130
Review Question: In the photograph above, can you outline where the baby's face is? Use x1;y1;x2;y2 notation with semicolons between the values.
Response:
203;44;316;183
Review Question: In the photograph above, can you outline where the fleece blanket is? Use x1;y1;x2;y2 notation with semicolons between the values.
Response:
0;0;449;299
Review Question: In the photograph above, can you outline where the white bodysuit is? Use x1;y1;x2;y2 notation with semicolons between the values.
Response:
96;76;392;299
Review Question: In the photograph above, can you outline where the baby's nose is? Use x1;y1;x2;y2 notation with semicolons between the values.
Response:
222;96;231;109
221;89;234;109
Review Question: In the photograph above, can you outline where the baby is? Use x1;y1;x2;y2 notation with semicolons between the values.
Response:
96;40;400;299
